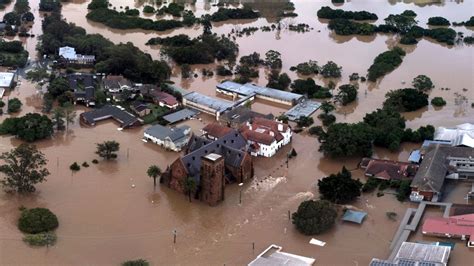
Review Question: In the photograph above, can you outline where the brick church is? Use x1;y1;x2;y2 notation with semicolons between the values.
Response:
163;129;253;206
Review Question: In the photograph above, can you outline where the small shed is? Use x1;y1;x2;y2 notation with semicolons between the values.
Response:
342;210;367;224
408;150;421;164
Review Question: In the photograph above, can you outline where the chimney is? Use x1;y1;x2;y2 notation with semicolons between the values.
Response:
278;123;283;132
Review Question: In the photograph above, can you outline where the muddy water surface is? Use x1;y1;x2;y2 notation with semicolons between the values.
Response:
1;0;474;265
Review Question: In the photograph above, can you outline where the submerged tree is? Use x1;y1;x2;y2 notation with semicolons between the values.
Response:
318;167;362;204
147;165;162;187
0;144;50;193
292;200;337;235
96;141;120;160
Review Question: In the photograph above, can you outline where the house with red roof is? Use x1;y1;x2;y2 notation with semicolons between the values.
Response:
152;91;179;109
240;117;292;157
422;213;474;248
360;158;418;181
202;123;233;140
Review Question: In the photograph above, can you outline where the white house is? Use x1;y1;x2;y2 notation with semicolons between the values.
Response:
240;117;292;157
144;124;191;152
59;46;95;65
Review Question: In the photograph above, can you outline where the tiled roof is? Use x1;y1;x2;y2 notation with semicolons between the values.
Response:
241;130;275;146
365;159;417;180
203;123;233;139
103;75;133;89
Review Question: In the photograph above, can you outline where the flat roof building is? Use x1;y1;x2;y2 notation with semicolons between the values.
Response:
249;244;315;266
370;242;451;266
183;92;235;119
217;81;305;106
0;72;14;89
285;99;321;121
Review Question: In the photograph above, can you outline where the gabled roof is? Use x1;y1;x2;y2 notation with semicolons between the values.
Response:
203;123;233;139
81;105;141;128
220;106;274;126
132;102;149;112
162;108;198;124
422;214;474;237
410;146;448;193
181;130;247;183
364;159;417;180
103;75;133;89
144;124;190;142
152;91;178;106
241;130;276;146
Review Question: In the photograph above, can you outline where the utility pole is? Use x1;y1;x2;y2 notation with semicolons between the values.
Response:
239;183;244;204
288;210;291;221
173;229;177;244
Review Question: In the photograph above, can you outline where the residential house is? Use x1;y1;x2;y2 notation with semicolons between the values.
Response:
410;144;474;202
240;117;292;157
58;46;95;65
152;91;179;109
131;102;151;117
164;129;253;206
422;214;474;247
67;73;96;106
103;75;134;93
144;124;191;152
248;244;315;266
80;105;142;129
360;158;418;181
219;106;274;129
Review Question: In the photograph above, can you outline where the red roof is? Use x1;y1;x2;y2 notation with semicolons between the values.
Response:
241;129;275;146
422;214;474;237
153;91;178;106
203;123;233;139
252;117;288;132
364;159;417;180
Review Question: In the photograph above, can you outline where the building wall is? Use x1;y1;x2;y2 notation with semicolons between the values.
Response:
200;156;225;206
167;159;188;193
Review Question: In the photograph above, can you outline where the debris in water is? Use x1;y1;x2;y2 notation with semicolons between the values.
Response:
131;184;136;188
309;238;326;246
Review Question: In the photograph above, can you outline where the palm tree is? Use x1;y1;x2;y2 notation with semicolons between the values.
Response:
183;176;196;202
147;165;162;187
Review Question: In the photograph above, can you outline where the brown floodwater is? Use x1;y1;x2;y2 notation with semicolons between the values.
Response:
1;0;474;265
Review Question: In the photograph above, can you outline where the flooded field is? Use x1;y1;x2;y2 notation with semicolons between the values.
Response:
0;0;473;265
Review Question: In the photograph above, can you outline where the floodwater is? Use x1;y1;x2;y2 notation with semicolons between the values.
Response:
1;0;474;265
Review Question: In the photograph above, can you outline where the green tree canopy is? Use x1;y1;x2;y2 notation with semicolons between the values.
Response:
317;122;374;157
336;84;357;105
96;141;120;160
320;61;342;78
0;113;54;142
7;98;22;113
18;207;59;234
0;144;50;193
412;75;434;92
292;200;337;235
383;88;428;112
318;167;363;204
147;165;162;187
